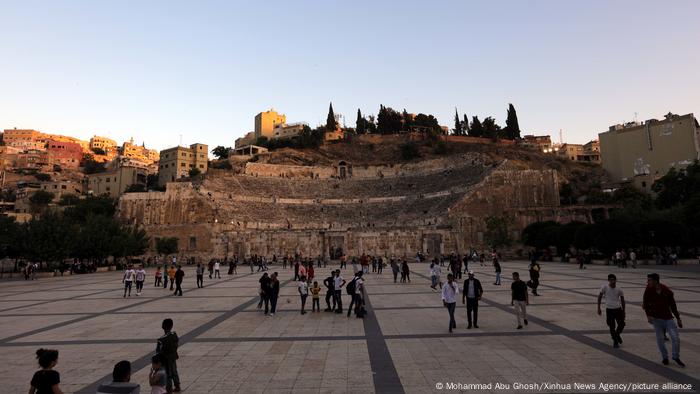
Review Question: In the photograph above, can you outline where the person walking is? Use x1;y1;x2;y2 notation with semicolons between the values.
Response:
643;273;685;367
511;272;529;329
441;273;459;333
135;265;146;296
156;318;181;392
162;263;169;290
333;270;346;314
528;260;540;296
123;264;136;298
294;260;300;281
269;272;280;316
213;260;221;279
173;265;184;296
155;266;163;287
597;274;625;348
401;260;410;283
493;258;502;285
196;263;204;288
168;265;176;291
323;272;336;312
630;250;637;269
430;261;439;291
390;259;400;283
377;257;383;274
258;273;270;313
298;275;309;315
346;271;364;317
28;348;62;394
462;270;483;329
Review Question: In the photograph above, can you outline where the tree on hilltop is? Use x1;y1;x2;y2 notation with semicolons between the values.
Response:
356;109;366;134
462;114;470;135
482;117;502;141
326;102;337;131
453;108;463;135
504;103;521;139
212;146;230;160
469;116;484;137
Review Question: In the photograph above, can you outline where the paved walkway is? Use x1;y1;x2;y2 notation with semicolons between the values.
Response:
0;261;698;393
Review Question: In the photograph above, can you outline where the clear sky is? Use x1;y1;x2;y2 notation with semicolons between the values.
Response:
1;0;699;151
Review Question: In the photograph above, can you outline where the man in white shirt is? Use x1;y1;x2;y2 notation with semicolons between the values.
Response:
214;261;221;279
597;273;626;348
298;276;309;315
135;266;146;296
333;270;346;314
123;265;136;298
441;273;459;333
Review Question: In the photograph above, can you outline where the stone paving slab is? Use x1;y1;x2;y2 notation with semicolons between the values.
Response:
1;262;698;393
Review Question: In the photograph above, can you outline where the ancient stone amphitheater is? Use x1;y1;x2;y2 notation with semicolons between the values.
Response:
118;152;588;259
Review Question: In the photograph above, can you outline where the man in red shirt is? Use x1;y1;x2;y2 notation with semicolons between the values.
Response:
642;273;685;367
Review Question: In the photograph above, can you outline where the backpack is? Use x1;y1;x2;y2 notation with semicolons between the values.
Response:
346;277;357;295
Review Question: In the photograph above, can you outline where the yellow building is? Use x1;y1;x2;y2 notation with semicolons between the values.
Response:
255;109;286;139
158;143;208;186
86;165;148;199
121;138;160;165
599;113;700;191
89;135;117;151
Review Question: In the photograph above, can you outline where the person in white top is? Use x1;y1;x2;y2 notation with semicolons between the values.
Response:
597;273;626;348
441;273;459;333
298;276;309;315
213;261;221;279
123;265;136;298
135;266;146;296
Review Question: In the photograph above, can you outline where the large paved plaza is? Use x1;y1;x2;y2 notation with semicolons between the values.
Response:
1;261;699;393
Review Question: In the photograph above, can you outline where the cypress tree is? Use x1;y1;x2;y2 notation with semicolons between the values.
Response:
326;102;337;131
462;114;470;135
356;109;365;134
453;108;462;135
505;103;521;139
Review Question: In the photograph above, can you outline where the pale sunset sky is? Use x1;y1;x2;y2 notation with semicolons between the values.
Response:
1;0;699;151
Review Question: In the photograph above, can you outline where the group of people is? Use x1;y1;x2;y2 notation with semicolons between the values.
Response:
256;268;368;318
29;318;182;394
439;260;686;368
124;263;185;298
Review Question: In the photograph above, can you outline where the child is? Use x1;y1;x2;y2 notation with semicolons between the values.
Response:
156;318;180;393
155;267;163;287
168;266;176;291
311;281;321;312
29;348;62;394
298;275;308;315
149;354;167;394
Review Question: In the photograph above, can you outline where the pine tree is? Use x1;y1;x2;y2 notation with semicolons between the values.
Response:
326;102;337;131
469;116;483;137
356;109;366;134
453;108;463;135
505;103;521;139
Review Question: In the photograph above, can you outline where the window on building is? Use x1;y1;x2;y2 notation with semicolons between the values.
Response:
199;165;204;168
106;178;110;183
181;163;185;167
61;185;66;189
189;237;197;249
106;187;110;191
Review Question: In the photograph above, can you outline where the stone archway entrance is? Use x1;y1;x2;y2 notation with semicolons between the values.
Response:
423;234;443;258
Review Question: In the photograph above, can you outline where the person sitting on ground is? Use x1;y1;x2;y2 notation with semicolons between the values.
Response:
96;360;140;394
